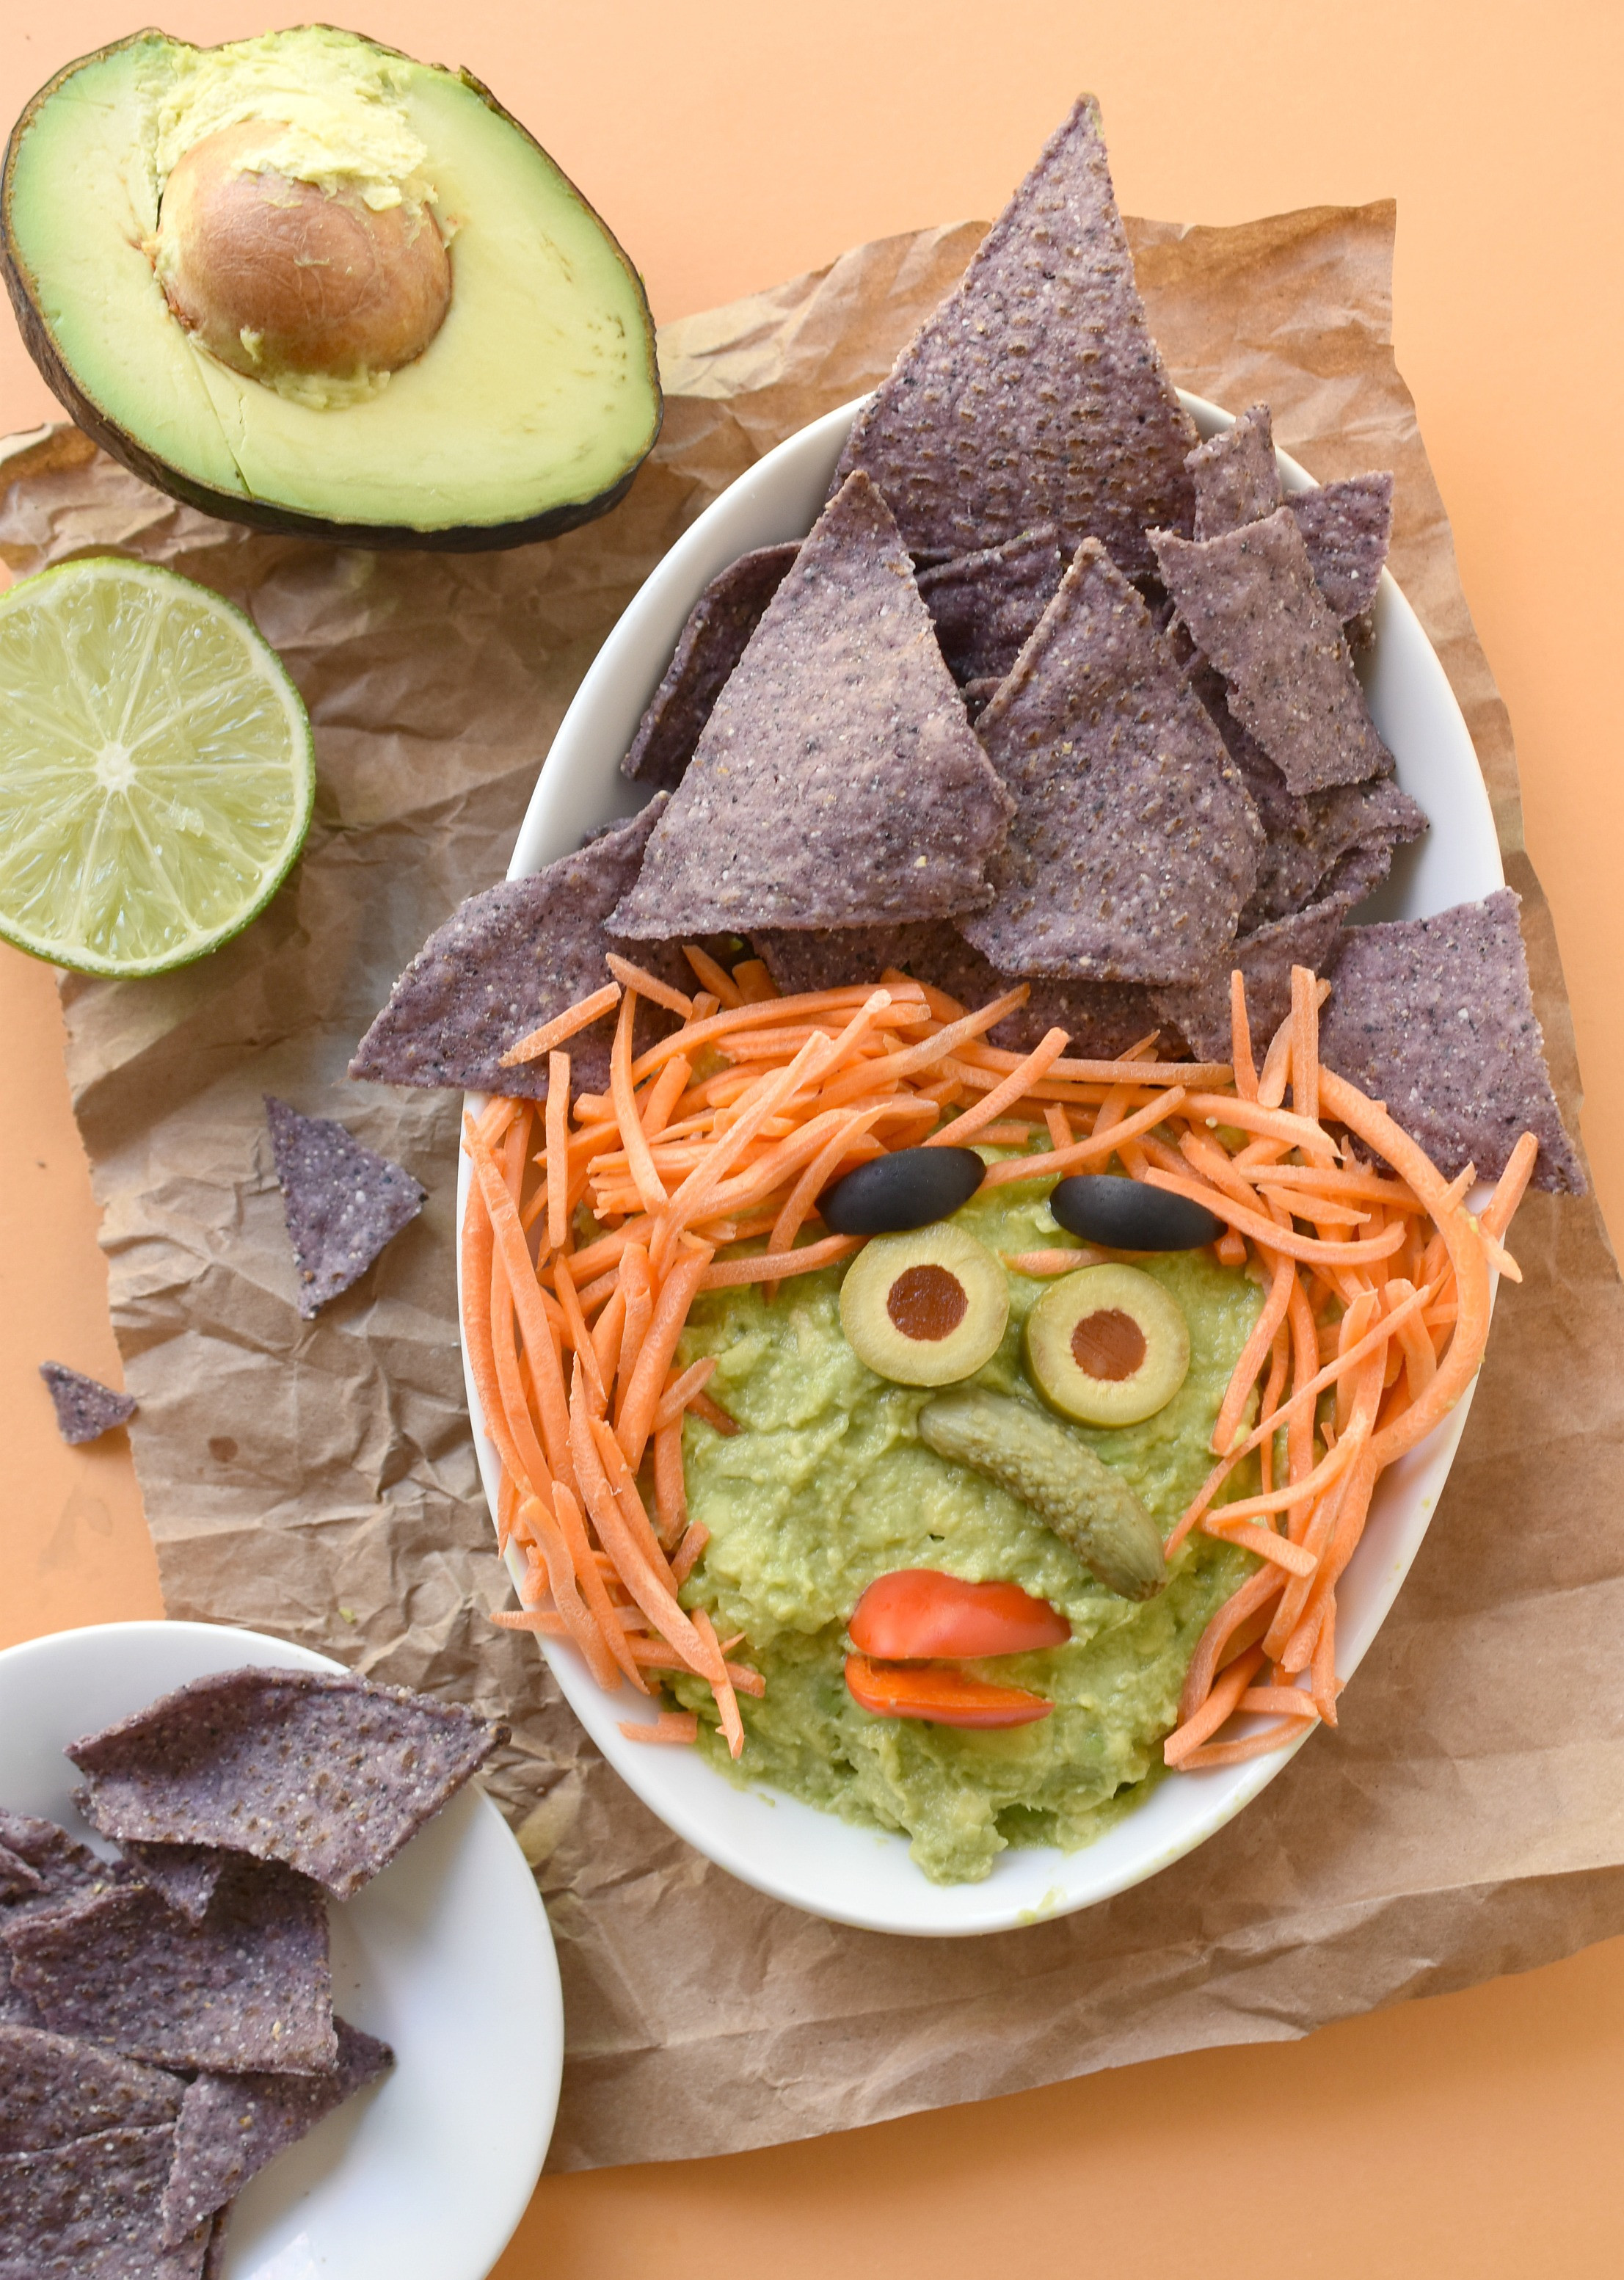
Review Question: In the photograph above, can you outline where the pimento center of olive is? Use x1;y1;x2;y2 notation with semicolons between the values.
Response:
1069;1307;1146;1382
886;1265;969;1343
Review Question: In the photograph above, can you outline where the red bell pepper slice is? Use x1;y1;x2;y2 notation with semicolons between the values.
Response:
848;1569;1070;1660
844;1653;1053;1728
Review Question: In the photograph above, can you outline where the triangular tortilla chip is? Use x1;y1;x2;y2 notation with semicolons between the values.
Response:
1152;507;1394;792
349;801;693;1102
1319;889;1583;1191
1154;891;1358;1061
622;543;799;791
264;1100;424;1321
961;541;1260;984
37;1362;135;1445
835;98;1195;578
0;2027;183;2154
611;473;1013;937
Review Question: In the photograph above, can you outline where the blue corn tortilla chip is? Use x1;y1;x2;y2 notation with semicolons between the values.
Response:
0;2027;182;2153
203;2207;229;2280
1289;472;1394;621
1152;507;1394;793
915;528;1064;686
751;923;1160;1059
835;98;1195;578
161;2016;393;2245
0;1815;114;1912
69;1668;503;1902
117;1845;233;1928
1318;889;1584;1191
263;1098;425;1321
0;2121;211;2279
349;799;693;1104
622;544;799;791
1154;890;1359;1062
37;1364;135;1446
961;540;1260;984
0;1848;43;1904
1189;404;1281;539
1;1858;335;2074
1190;664;1427;924
611;473;1014;939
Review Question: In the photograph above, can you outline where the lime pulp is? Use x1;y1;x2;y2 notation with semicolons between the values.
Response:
0;555;315;977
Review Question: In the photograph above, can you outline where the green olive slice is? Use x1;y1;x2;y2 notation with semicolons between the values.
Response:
839;1224;1008;1387
1023;1263;1190;1426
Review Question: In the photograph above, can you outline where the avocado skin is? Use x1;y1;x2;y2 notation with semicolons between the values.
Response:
0;35;663;552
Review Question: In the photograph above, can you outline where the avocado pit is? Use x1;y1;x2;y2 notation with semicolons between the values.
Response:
151;122;451;396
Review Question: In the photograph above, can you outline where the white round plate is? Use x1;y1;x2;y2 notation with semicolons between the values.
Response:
460;393;1501;1936
0;1621;562;2279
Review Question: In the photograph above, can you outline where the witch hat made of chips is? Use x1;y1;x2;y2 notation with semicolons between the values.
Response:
609;471;1015;939
834;95;1196;580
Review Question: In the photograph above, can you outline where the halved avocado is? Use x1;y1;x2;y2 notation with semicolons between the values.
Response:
0;27;662;549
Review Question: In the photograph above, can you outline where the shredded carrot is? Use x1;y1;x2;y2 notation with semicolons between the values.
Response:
620;1712;700;1745
605;951;694;1020
501;981;620;1067
465;951;1526;1781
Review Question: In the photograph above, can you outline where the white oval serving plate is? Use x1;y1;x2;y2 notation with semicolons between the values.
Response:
460;392;1501;1936
0;1620;562;2279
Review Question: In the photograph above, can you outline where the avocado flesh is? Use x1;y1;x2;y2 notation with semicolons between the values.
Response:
1;29;662;546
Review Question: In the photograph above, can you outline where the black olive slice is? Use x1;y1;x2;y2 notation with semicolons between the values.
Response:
1049;1172;1223;1252
820;1146;986;1236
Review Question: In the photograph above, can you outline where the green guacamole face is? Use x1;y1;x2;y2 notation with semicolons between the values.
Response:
669;1169;1265;1885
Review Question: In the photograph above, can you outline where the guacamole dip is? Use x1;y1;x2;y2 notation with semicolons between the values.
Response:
669;1167;1265;1885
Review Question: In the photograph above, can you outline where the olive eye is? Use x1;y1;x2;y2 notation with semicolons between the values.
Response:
1024;1264;1190;1426
839;1225;1008;1385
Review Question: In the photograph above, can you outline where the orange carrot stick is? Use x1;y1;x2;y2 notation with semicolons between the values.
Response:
569;1362;720;1678
611;989;668;1213
519;1494;618;1691
769;1107;885;1256
612;1243;654;1426
620;1712;700;1744
670;1521;710;1584
616;1241;716;1472
1175;1718;1306;1770
698;1233;863;1288
681;944;744;1006
980;1086;1187;1186
1481;1130;1539;1242
693;1607;745;1758
653;1417;687;1544
606;952;693;1019
552;1480;647;1691
546;1054;570;1255
1143;1169;1405;1266
654;1356;718;1430
1164;1644;1267;1765
591;1284;628;1393
501;981;620;1067
924;1028;1070;1145
1231;970;1258;1101
550;1252;605;1408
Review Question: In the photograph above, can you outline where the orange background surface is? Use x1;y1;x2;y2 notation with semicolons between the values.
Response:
2;5;1622;2272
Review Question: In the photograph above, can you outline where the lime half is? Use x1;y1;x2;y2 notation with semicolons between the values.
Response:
0;556;315;977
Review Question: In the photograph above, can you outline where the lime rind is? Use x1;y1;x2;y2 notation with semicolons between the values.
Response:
0;555;315;978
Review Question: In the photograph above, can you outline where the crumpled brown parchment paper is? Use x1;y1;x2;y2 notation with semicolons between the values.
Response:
4;202;1620;2174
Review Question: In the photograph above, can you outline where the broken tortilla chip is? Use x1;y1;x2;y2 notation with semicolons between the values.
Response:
961;540;1260;984
622;543;799;791
610;472;1014;939
834;96;1195;578
1189;404;1281;539
915;527;1064;686
1155;891;1358;1061
2;1859;335;2074
1318;888;1584;1191
264;1099;424;1321
116;1844;232;1928
37;1363;135;1446
161;2016;393;2245
349;800;693;1103
68;1668;504;1903
1289;472;1395;620
0;2027;183;2154
1152;506;1394;793
0;2121;212;2280
751;921;1159;1056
